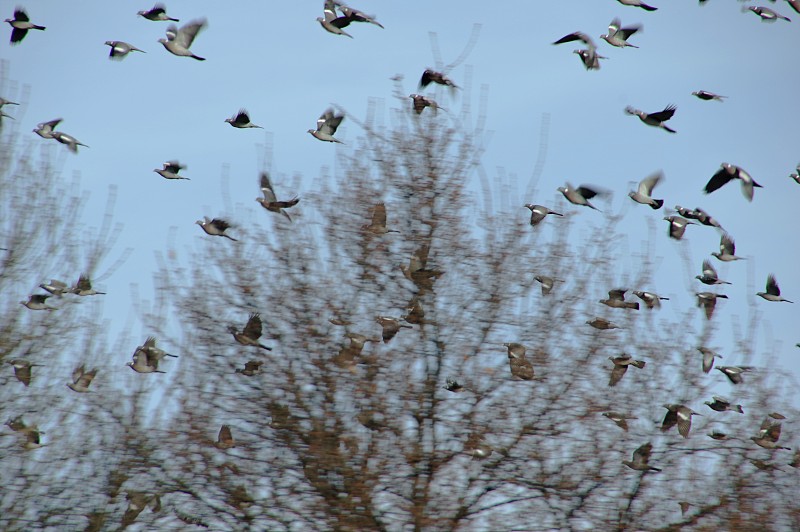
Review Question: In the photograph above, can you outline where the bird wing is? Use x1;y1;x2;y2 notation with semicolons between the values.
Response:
40;118;62;130
609;363;627;386
419;70;433;88
260;172;277;203
676;409;693;437
638;171;662;195
321;113;344;135
633;442;652;463
165;24;178;42
648;105;676;122
765;274;780;296
323;0;338;22
553;31;595;50
720;233;736;255
619;25;641;40
164;161;183;173
576;185;600;200
176;19;206;49
371;203;387;227
235;109;250;124
218;425;233;444
244;313;263;340
608;289;627;301
77;368;97;388
244;360;262;372
661;409;677;431
76;275;91;291
702;259;717;279
704;167;734;194
14;9;29;22
31;294;50;304
210;218;231;231
608;18;621;36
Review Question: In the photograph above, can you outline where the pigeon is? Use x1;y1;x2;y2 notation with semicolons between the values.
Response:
256;172;299;221
603;411;637;431
20;294;56;310
790;165;800;184
215;425;235;449
557;183;603;210
600;18;641;48
443;378;464;393
698;347;722;374
600;289;639;310
704;163;762;201
376;316;412;343
573;49;607;70
52;131;88;154
628;171;664;209
625;105;677;133
196;217;237;241
403;298;425;325
632;291;668;309
608;354;645;387
8;360;44;387
661;404;702;438
235;360;263;376
71;274;105;296
317;0;353;38
5;8;45;45
617;0;658;11
362;203;399;234
716;365;753;385
748;6;791;21
159;19;206;60
336;2;384;28
127;348;166;374
752;418;791;450
138;4;179;22
708;431;729;441
692;208;724;230
757;274;793;303
104;41;145;60
229;313;272;350
692;90;726;102
136;336;176;363
525;204;563;226
466;434;493;459
623;443;661;472
308;108;344;143
696;292;728;319
39;279;69;297
409;94;442;115
504;342;535;380
553;30;603;71
712;233;744;262
225;109;262;129
419;69;458;89
534;275;556;295
663;215;694;240
154;160;188;180
553;31;597;51
587;317;620;330
33;118;62;139
400;244;444;291
121;492;162;529
696;259;730;285
67;365;98;393
704;396;743;413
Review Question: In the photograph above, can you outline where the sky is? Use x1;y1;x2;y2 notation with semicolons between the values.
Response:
1;0;799;392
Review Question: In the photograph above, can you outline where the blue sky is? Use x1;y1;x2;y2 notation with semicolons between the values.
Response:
2;1;799;388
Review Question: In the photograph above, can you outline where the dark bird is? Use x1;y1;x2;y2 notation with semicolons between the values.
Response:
229;313;272;350
573;48;606;70
748;6;791;21
20;294;55;311
632;290;668;309
663;215;694;240
71;274;105;296
158;19;206;60
525;204;563;227
235;360;263;376
692;207;724;230
600;18;641;48
696;259;730;286
553;30;597;50
704;163;762;201
661;404;701;438
696;292;728;319
557;183;604;210
256;172;299;221
608;354;645;386
603;411;637;431
104;41;145;60
752;418;791;450
67;365;98;393
225;109;262;129
409;94;442;115
52;131;89;154
692;90;726;102
336;2;384;28
215;425;235;449
600;289;639;310
618;0;658;11
403;297;425;325
623;442;661;472
698;347;722;374
196;217;237;241
757;274;793;303
5;8;45;45
587;317;620;330
716;365;753;385
708;431;729;441
628;171;664;209
534;275;556;296
419;69;458;89
317;0;353;38
504;342;535;380
712;233;744;262
308;108;344;143
362;203;399;234
154;160;188;180
138;4;179;22
625;105;677;133
376;316;412;343
8;360;44;387
705;396;743;413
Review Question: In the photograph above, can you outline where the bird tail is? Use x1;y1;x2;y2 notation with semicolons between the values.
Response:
191;54;206;61
735;405;744;413
662;125;677;134
650;199;664;209
626;302;640;310
33;25;46;30
633;360;646;369
649;466;662;472
259;344;273;351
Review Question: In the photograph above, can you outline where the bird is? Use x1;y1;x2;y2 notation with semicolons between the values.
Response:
708;431;729;441
698;347;722;374
603;412;637;431
704;163;762;201
632;291;668;309
573;49;607;70
786;0;800;16
504;342;534;380
692;90;726;102
138;4;179;21
376;316;412;343
712;233;744;262
127;348;166;374
136;336;176;363
623;443;661;472
752;419;791;450
0;96;19;107
225;109;262;129
8;360;44;387
557;183;603;210
716;365;753;385
235;360;263;376
757;274;793;303
308;109;344;143
748;6;791;21
625;105;677;133
661;404;702;438
317;1;353;38
409;94;442;115
215;425;235;449
229;313;272;350
552;30;597;51
196;217;237;241
534;275;556;296
696;259;730;286
336;2;384;28
20;294;56;311
159;19;206;60
696;292;728;319
443;378;464;393
663;215;694;240
608;354;645;387
790;165;800;185
600;18;641;48
466;433;493;460
39;279;69;297
705;396;743;413
617;0;658;11
419;69;458;89
52;131;89;154
256;172;299;222
525;204;563;226
403;297;425;325
628;171;664;209
400;244;444;291
33;118;62;139
104;41;145;60
154;160;188;180
600;289;639;310
121;491;162;529
5;8;45;45
587;317;620;330
67;365;98;392
692;207;724;230
362;203;399;234
71;275;105;296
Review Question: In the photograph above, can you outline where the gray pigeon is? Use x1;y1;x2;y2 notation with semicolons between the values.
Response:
705;396;743;413
663;215;694;240
256;172;299;221
225;109;262;129
71;274;105;296
317;1;353;38
196;217;237;241
33;118;62;139
600;18;641;48
127;348;166;374
39;279;69;296
608;354;645;387
154;160;188;180
573;48;606;71
617;0;658;10
696;292;728;319
5;8;45;45
159;19;206;60
790;164;800;184
138;4;179;21
757;274;793;303
623;443;661;472
600;289;639;310
632;290;668;309
712;233;744;262
557;183;603;210
308;108;344;143
525;204;563;226
104;41;145;60
52;131;88;154
534;275;556;295
628;171;664;209
696;259;730;285
704;163;762;201
692;207;723;229
716;365;753;384
692;90;726;102
504;343;535;380
698;347;722;374
625;105;677;133
20;294;55;310
229;313;272;350
661;404;702;438
747;6;791;21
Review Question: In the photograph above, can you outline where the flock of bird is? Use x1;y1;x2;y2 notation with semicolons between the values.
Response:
2;0;799;510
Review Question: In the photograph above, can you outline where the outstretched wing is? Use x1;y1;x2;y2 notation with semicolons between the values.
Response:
260;172;277;203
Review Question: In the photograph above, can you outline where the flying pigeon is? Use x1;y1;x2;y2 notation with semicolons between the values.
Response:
587;317;620;330
419;69;458;89
692;90;726;102
443;377;464;393
20;294;55;311
104;41;145;60
71;274;105;296
712;233;744;262
696;259;730;286
376;316;412;343
362;203;399;234
400;243;444;291
225;109;262;129
8;360;44;387
138;4;179;21
600;289;639;310
625;105;677;133
751;418;791;450
704;163;762;201
557;183;603;210
67;365;98;393
236;360;264;376
317;0;353;38
215;425;235;449
696;292;728;319
553;30;597;50
39;279;69;296
608;354;645;387
617;0;658;11
661;404;702;438
600;18;641;48
308;108;344;143
663;215;694;240
403;298;425;325
33;118;62;139
256;172;299;221
154;160;188;180
136;336;176;363
127;348;166;374
525;204;563;226
698;347;722;374
747;6;791;21
534;275;556;295
409;94;442;115
52;131;88;153
229;313;272;350
573;49;607;70
623;442;661;472
628;171;664;209
5;8;45;45
196;217;237;241
336;2;384;28
504;342;535;380
704;396;743;413
632;291;668;309
159;19;206;60
757;274;793;303
692;207;724;229
790;164;800;184
603;411;637;431
716;365;753;384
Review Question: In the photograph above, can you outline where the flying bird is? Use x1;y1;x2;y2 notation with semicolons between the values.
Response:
362;203;399;234
525;204;563;226
138;4;179;22
0;96;19;107
443;377;464;393
603;411;637;431
400;243;444;291
39;279;69;297
317;0;353;38
136;336;176;363
154;160;188;180
504;342;535;380
104;41;145;60
698;347;722;374
215;425;235;449
757;274;793;303
600;18;641;48
229;313;272;350
696;259;730;286
608;354;645;387
534;275;556;296
127;348;166;374
573;49;607;70
196;217;237;241
5;8;45;45
419;69;458;89
625;105;677;133
336;2;384;28
716;365;753;385
67;365;98;393
376;316;412;343
256;172;299;221
632;291;668;309
692;207;724;230
617;0;658;11
52;131;89;154
33;118;62;139
409;94;442;115
692;90;726;102
71;275;105;296
225;109;262;129
663;215;694;240
747;6;791;21
587;317;620;330
308;108;344;143
557;183;604;210
696;292;728;319
8;360;44;387
235;360;263;376
600;289;639;310
159;19;207;60
661;404;701;438
704;163;762;201
712;233;744;262
628;171;664;209
20;294;56;311
751;418;791;450
623;442;661;472
704;396;743;413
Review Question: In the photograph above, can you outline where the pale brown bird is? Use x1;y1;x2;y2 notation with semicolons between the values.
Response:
400;243;444;291
751;418;791;450
67;365;98;393
256;172;299;222
587;317;620;330
534;275;556;295
504;342;534;380
409;94;442;115
362;203;399;234
403;297;425;325
376;316;412;343
756;274;793;303
608;354;645;386
215;425;235;449
716;365;753;385
127;348;166;374
7;360;44;387
603;411;637;431
600;289;639;310
229;313;272;350
623;442;661;472
661;404;702;438
71;274;105;296
121;491;161;528
235;360;263;376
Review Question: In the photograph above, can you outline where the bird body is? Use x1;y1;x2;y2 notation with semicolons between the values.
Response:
362;203;399;234
52;131;88;153
196;217;237;241
698;347;722;374
757;274;793;302
33;118;62;139
600;289;639;310
409;94;441;115
608;354;645;386
229;313;272;350
632;290;668;309
504;342;534;380
623;442;661;472
664;215;694;240
20;294;55;310
625;105;677;133
662;404;701;438
8;360;44;387
155;160;188;180
705;396;743;413
376;316;412;343
712;233;743;262
225;109;262;129
419;69;458;89
159;19;206;60
696;259;730;285
696;292;728;319
5;8;45;45
127;348;166;373
317;1;353;38
534;275;556;295
236;360;264;376
748;6;791;21
573;49;606;70
216;425;235;448
39;279;69;296
558;183;602;210
601;18;641;48
138;4;179;21
308;109;344;143
587;317;620;330
525;204;563;226
692;90;726;102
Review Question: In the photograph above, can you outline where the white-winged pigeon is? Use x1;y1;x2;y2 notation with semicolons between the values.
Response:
601;18;641;48
256;172;299;222
196;217;238;241
696;259;730;286
525;204;563;226
105;41;145;60
629;171;664;209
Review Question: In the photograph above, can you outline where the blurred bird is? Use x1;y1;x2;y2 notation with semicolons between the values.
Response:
557;183;603;210
628;171;664;209
22;427;44;450
790;165;800;184
696;259;730;286
757;274;793;303
104;41;145;60
154;160;188;180
401;243;444;291
138;4;179;21
752;418;791;450
317;0;353;38
127;349;165;374
256;172;299;221
20;294;55;311
663;215;694;240
215;425;235;449
692;207;724;230
466;433;493;459
623;443;661;472
553;30;597;51
5;8;45;45
618;0;657;10
712;233;744;262
196;217;237;241
443;377;464;393
71;274;105;296
33;118;62;139
716;365;753;384
8;360;43;387
600;18;641;48
625;105;677;133
136;336;176;363
52;131;88;154
692;90;726;102
696;292;728;319
747;6;791;21
5;416;28;433
786;1;800;15
39;279;69;297
504;342;535;380
159;19;206;60
409;94;442;115
362;203;399;234
705;396;743;413
67;365;98;393
698;347;722;374
235;360;263;376
121;491;161;529
534;275;556;295
0;96;18;107
225;109;262;129
603;411;637;431
419;69;458;89
662;404;702;438
335;2;383;28
704;163;762;201
587;317;620;330
708;431;729;441
376;316;412;343
525;204;563;226
608;354;645;387
600;289;639;310
229;313;272;350
573;48;606;70
632;290;668;309
308;108;344;143
403;297;425;325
